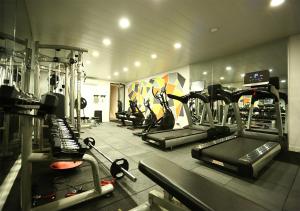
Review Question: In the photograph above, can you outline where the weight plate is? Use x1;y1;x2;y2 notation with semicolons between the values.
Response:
83;137;95;148
110;158;129;180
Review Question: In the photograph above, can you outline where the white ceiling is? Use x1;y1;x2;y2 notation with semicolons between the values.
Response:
26;0;300;83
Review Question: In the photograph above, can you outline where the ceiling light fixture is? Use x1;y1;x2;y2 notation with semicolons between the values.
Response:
107;76;111;79
220;77;225;80
86;60;91;65
210;27;219;33
269;69;273;72
241;73;245;77
151;54;157;59
281;79;286;83
92;51;99;57
226;66;232;71
114;72;119;76
270;0;285;7
134;61;141;67
123;67;128;72
174;42;182;49
119;17;130;29
203;71;207;75
102;38;111;46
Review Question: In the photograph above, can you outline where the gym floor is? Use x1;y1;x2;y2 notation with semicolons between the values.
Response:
4;122;300;211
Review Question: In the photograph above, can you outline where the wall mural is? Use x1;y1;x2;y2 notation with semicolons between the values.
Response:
127;72;186;120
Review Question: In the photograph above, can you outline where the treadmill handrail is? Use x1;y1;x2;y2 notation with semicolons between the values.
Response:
207;84;234;103
167;92;209;104
232;88;278;103
167;94;189;104
208;93;231;105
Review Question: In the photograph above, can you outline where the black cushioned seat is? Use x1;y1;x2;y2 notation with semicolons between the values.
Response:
139;156;267;211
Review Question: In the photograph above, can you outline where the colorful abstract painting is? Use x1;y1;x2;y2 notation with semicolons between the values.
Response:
127;72;186;120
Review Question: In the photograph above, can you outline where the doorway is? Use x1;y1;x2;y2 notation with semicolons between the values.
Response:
109;83;125;121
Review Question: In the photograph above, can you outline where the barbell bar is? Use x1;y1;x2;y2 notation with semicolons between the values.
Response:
83;137;137;182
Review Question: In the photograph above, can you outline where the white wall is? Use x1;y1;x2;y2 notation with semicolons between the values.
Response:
288;34;300;152
125;65;190;127
81;79;111;122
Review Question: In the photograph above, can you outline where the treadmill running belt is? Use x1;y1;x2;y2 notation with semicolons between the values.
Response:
201;138;268;166
147;128;206;141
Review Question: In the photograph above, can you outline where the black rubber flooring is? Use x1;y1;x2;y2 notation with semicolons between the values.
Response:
4;122;300;210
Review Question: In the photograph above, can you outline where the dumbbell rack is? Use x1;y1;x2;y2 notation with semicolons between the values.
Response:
21;116;114;210
19;115;114;211
0;86;114;211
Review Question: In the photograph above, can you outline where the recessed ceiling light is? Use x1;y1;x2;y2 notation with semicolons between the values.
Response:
269;69;273;72
174;42;182;49
92;51;99;57
226;66;232;71
119;17;130;29
86;60;91;64
123;67;128;72
220;77;225;80
203;71;207;75
241;73;245;77
270;0;285;7
114;72;119;76
281;79;286;83
134;61;141;67
210;27;219;33
102;38;111;46
107;76;111;79
151;54;157;59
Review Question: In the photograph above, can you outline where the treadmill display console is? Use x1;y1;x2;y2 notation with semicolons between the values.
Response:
244;70;269;87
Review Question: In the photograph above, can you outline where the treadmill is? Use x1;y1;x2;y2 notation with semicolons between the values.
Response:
142;92;218;149
200;84;237;133
192;70;286;178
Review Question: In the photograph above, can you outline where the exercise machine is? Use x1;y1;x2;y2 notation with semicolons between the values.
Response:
192;70;286;178
142;92;230;149
116;100;145;127
133;86;175;136
74;97;92;128
201;84;237;133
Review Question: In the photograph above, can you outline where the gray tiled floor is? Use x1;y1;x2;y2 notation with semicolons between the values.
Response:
77;122;300;210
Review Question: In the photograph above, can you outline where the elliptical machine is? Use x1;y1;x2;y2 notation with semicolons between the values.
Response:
155;85;175;131
133;85;175;136
117;100;145;127
143;98;158;129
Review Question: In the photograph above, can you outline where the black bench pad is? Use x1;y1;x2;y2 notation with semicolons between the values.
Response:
139;156;267;211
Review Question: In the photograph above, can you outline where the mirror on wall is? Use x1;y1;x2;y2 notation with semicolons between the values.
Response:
0;0;32;185
190;39;288;133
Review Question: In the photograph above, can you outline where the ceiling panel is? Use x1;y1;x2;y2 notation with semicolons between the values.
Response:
26;0;300;82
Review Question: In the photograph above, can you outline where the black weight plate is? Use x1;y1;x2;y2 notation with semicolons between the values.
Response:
110;158;129;179
75;97;87;109
83;137;95;148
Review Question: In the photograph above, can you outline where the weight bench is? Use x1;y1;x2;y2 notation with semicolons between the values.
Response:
130;156;267;211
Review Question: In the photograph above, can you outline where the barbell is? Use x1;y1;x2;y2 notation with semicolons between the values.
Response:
83;137;137;182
